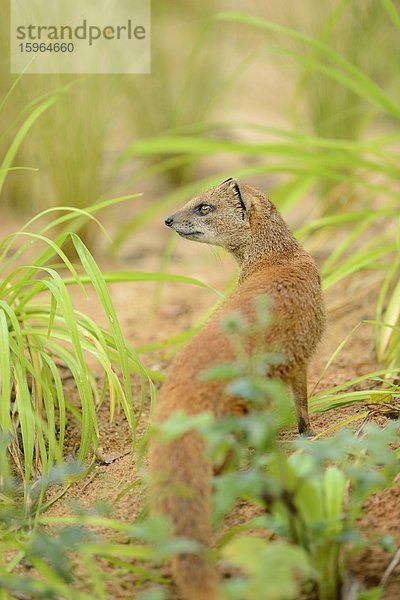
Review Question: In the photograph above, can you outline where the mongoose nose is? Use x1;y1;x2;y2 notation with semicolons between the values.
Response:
165;216;174;227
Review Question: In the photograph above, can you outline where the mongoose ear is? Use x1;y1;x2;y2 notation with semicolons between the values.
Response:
226;179;251;219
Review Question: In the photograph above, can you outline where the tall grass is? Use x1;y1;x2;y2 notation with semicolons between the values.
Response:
289;1;398;139
0;203;138;496
0;198;225;509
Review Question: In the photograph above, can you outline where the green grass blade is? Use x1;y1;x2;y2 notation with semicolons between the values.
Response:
381;0;400;31
322;242;395;289
40;353;66;457
0;94;59;196
0;309;12;432
62;270;224;297
71;235;135;428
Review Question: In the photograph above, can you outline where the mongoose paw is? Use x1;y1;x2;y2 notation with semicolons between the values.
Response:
297;417;315;438
299;429;316;439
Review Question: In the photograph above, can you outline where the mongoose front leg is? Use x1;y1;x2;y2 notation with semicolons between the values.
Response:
290;367;314;436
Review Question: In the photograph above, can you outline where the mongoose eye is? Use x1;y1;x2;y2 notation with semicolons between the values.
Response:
197;204;212;215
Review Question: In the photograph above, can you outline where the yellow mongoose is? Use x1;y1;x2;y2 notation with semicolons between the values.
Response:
148;179;325;600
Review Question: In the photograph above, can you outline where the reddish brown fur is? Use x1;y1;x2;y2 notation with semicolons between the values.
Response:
148;180;325;599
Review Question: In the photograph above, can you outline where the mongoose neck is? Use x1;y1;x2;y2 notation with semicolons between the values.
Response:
235;207;303;283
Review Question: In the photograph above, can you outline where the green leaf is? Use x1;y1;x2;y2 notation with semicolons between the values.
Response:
323;466;346;535
199;362;242;381
155;411;214;443
222;537;311;600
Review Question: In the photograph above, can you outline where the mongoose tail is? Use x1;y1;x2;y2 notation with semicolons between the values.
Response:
149;427;223;600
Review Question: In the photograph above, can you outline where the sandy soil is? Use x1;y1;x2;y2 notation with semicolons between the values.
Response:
36;220;400;600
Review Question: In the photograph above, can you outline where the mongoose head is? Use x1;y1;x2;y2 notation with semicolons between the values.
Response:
164;179;260;254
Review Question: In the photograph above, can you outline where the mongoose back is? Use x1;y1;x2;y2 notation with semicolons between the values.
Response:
148;179;325;600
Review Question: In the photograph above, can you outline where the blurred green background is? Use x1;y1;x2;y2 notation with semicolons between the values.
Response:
1;0;399;237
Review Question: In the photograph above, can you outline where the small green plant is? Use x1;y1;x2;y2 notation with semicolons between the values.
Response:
0;459;191;600
151;300;399;599
214;417;398;600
